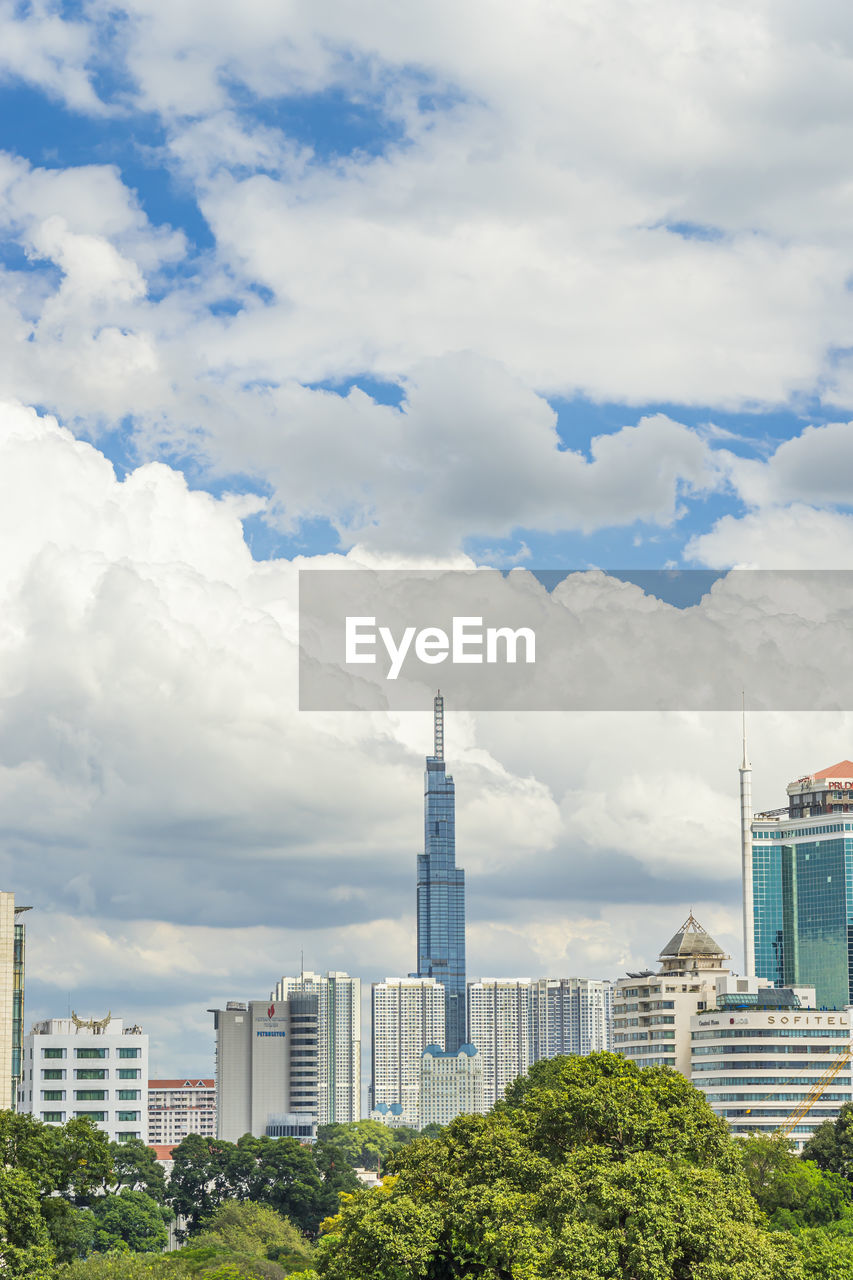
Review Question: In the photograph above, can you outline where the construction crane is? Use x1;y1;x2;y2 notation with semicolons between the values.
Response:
778;1046;853;1138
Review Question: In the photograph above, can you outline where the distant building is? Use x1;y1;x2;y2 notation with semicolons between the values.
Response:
467;975;613;1109
690;983;852;1152
0;894;30;1110
148;1079;215;1146
371;977;445;1128
271;971;360;1123
751;759;853;1008
19;1014;147;1142
420;1044;484;1127
211;997;319;1142
613;914;730;1076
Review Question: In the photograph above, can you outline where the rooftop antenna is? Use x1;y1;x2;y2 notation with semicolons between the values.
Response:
434;691;444;760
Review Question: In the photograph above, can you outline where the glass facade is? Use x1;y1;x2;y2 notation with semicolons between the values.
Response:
417;696;466;1053
754;833;853;1008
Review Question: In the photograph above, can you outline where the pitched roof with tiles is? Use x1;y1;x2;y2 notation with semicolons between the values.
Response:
659;912;727;959
148;1079;214;1089
811;761;853;780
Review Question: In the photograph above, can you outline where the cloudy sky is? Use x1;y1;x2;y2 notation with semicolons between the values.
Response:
5;2;853;1081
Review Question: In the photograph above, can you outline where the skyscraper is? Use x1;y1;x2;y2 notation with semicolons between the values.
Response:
271;971;361;1123
752;759;853;1008
370;976;445;1127
0;894;30;1110
417;693;467;1052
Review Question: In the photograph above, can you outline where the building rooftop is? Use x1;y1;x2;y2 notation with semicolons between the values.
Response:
809;760;853;781
659;913;727;960
148;1079;214;1089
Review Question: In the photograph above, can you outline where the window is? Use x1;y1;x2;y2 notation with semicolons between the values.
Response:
75;1090;106;1101
116;1132;140;1142
41;1090;65;1101
118;1048;140;1059
75;1070;107;1080
75;1111;106;1122
117;1090;140;1101
117;1069;140;1080
42;1070;65;1081
76;1049;107;1059
42;1048;65;1059
41;1112;64;1123
117;1110;140;1122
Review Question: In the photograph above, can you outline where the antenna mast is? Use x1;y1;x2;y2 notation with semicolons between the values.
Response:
434;691;444;760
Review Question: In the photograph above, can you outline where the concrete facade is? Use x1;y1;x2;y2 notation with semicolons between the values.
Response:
148;1078;216;1145
420;1044;484;1126
18;1015;147;1142
371;977;445;1128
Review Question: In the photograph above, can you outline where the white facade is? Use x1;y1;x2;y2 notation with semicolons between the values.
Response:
272;971;360;1124
148;1078;216;1145
467;976;613;1110
371;977;445;1128
420;1044;484;1127
613;914;730;1077
691;993;851;1152
18;1016;147;1143
467;979;534;1109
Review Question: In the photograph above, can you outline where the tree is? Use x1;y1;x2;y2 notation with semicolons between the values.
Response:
169;1133;236;1233
91;1186;170;1253
194;1200;314;1271
802;1104;853;1183
106;1136;167;1203
740;1131;853;1230
39;1197;96;1262
315;1122;419;1174
315;1053;809;1280
0;1166;56;1278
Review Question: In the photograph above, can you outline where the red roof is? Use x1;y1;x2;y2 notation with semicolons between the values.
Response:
148;1079;214;1089
148;1144;178;1160
812;761;853;780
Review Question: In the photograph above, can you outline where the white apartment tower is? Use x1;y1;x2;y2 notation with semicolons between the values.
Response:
371;977;445;1128
271;971;360;1124
19;1014;147;1142
420;1044;484;1127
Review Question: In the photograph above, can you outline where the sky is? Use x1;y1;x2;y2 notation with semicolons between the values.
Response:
6;2;853;1081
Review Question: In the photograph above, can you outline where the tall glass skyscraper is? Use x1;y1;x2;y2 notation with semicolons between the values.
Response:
417;693;467;1053
752;760;853;1009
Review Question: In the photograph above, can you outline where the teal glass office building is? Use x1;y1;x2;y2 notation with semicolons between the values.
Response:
753;761;853;1009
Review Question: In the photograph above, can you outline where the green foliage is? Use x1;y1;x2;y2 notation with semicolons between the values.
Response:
91;1186;171;1253
314;1052;811;1280
739;1132;853;1230
801;1103;853;1182
108;1137;168;1203
40;1197;96;1261
194;1201;313;1271
315;1121;419;1173
0;1110;112;1202
0;1165;56;1278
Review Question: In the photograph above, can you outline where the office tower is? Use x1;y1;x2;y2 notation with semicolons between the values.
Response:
531;978;613;1058
752;759;853;1008
18;1014;147;1141
211;998;319;1142
613;914;730;1076
420;1044;484;1127
467;978;535;1108
148;1078;216;1145
371;977;445;1128
0;894;30;1110
690;983;852;1153
271;971;361;1123
417;693;466;1053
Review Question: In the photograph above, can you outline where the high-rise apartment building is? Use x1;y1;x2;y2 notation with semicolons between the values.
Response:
18;1014;147;1141
417;694;466;1053
613;915;730;1076
420;1044;484;1127
271;971;361;1123
211;998;319;1142
750;759;853;1009
148;1078;215;1145
468;976;614;1108
371;977;445;1128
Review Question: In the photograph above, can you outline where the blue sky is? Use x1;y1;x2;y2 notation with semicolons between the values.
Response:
5;2;853;1075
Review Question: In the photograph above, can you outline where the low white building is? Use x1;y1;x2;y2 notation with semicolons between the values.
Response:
18;1014;148;1143
691;986;853;1151
420;1043;484;1127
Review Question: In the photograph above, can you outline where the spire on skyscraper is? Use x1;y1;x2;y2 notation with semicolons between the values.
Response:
434;690;444;761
